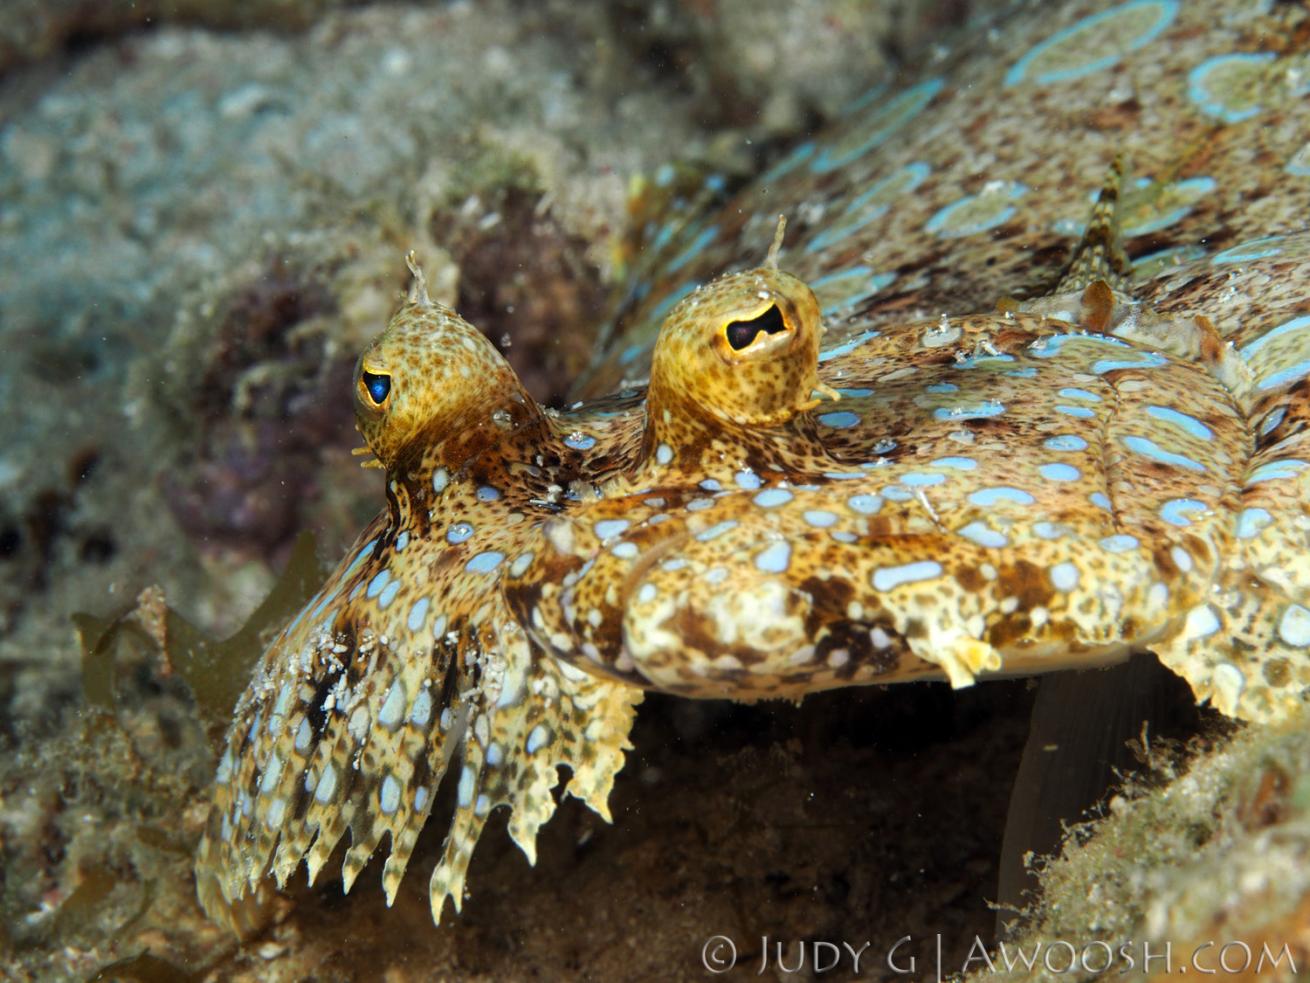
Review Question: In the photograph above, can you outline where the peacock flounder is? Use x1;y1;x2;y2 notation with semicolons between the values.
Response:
196;0;1310;927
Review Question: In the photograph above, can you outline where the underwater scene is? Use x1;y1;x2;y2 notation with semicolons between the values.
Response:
3;0;1310;979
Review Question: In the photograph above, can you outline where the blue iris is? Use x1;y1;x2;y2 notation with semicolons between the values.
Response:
362;371;391;404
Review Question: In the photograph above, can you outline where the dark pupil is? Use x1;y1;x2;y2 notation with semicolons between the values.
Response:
725;305;786;350
363;371;391;404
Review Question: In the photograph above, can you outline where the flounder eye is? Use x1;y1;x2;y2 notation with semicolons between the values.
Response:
724;304;787;351
361;370;392;406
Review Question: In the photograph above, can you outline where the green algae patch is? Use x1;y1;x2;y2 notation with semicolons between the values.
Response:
974;715;1310;982
74;532;325;751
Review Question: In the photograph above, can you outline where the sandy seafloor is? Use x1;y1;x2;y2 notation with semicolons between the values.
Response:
3;1;1310;980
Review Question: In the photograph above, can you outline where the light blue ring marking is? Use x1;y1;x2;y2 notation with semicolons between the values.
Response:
925;181;1028;239
1005;0;1178;87
1187;52;1274;123
810;79;944;173
1240;314;1310;358
1214;235;1286;265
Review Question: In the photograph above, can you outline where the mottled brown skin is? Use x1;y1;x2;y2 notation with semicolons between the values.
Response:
193;0;1310;938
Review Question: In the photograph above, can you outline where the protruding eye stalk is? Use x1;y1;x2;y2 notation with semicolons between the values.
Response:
360;369;392;408
723;304;787;352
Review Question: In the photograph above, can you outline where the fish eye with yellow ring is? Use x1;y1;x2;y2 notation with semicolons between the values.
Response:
358;367;392;408
722;302;788;354
646;267;830;429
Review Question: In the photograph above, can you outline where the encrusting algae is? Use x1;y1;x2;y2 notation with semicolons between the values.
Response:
196;151;1310;928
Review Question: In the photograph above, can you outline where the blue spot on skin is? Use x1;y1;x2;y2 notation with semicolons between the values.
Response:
1133;244;1209;272
1033;522;1067;540
699;478;723;492
819;411;861;429
1044;435;1089;452
1160;498;1207;527
805;162;933;252
969;487;1035;507
838;387;873;397
344;540;378;577
1100;534;1140;553
932;456;977;470
1241;314;1310;358
619;344;643;366
1058;387;1102;402
1005;0;1178;87
1122;177;1216;236
1236;507;1272;540
1005;366;1039;378
848;494;883;514
755;541;792;573
873;560;943;591
1092;352;1170;373
882;485;913;501
564;433;597;450
696;520;738;542
1089;492;1113;511
824;471;864;481
447;523;474;544
594;519;630;540
476;485;501;503
1122;435;1207;472
957;521;1008;548
1145;406;1214;440
1039;463;1081;482
735;470;762;490
394;531;409;552
925;182;1028;239
466;551;505;574
810;78;943;173
934;400;1005;421
926;382;959;393
1258;360;1310;391
1188;52;1274;123
813;269;897;320
1216;236;1287;266
901;471;946;487
1055;404;1096;419
803;510;839;528
366;570;391;599
754;488;793;508
407;597;430;632
378;580;401;609
1249;459;1309;484
1261;407;1287;436
818;325;883;361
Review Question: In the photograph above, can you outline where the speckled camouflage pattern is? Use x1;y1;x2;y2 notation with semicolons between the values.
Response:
197;0;1310;928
